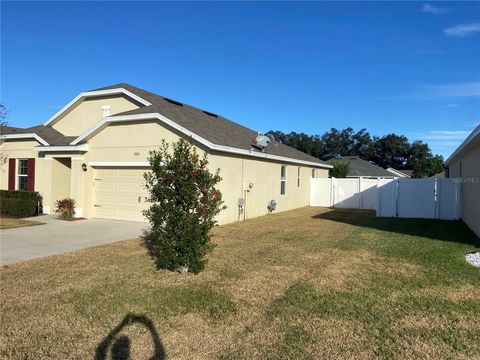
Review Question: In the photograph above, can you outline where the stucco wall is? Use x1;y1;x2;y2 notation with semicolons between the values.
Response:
209;152;328;224
51;95;140;136
448;144;480;237
84;121;328;223
86;121;184;162
1;121;329;224
80;120;199;218
50;158;72;207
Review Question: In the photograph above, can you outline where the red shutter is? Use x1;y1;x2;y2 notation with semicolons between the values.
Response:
8;158;15;190
27;158;35;191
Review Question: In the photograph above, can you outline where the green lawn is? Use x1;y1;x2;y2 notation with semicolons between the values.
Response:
1;207;478;359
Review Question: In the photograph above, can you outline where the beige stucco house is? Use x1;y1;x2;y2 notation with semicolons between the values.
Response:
0;83;331;224
446;124;480;237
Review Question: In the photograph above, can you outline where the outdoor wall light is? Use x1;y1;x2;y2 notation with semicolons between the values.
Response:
81;163;87;172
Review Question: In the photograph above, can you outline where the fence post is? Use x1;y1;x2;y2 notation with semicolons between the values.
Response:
359;178;361;209
394;179;399;217
331;177;335;207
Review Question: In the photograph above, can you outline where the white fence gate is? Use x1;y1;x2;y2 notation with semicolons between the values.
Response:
310;177;462;220
310;177;390;210
376;178;462;220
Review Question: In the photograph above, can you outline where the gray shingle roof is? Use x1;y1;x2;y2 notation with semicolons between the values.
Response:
328;156;395;177
398;169;414;177
1;125;75;146
429;171;445;179
92;83;329;166
3;83;330;166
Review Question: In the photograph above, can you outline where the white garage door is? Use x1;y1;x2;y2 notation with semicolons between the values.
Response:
94;168;150;222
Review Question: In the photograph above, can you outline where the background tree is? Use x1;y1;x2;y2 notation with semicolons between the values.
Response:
407;141;444;177
352;128;375;160
321;127;354;158
143;138;225;274
330;160;351;178
265;127;444;178
0;104;8;167
266;130;287;144
372;134;410;169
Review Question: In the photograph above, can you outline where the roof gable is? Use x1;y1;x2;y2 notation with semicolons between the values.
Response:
42;87;151;127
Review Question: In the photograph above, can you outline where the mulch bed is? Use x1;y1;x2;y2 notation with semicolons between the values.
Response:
56;217;87;222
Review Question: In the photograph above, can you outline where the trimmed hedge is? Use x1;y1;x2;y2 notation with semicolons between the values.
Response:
0;190;43;218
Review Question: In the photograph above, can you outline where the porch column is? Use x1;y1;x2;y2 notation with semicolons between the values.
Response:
70;157;85;217
38;157;53;214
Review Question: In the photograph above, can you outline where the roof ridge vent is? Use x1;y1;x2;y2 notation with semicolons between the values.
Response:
203;110;218;118
164;97;183;107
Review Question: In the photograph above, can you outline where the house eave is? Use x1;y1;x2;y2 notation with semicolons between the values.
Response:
35;144;89;152
445;124;480;165
0;133;49;146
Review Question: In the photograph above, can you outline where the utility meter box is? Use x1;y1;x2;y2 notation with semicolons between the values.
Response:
238;198;244;208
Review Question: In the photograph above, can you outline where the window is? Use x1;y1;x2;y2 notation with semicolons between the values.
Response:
280;165;286;195
312;169;316;178
17;159;28;191
297;167;301;187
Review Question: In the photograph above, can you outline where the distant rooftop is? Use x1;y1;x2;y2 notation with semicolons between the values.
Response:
328;156;395;178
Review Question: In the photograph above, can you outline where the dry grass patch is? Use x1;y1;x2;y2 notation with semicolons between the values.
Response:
1;207;479;359
0;217;44;229
301;317;373;359
398;314;480;332
421;284;480;304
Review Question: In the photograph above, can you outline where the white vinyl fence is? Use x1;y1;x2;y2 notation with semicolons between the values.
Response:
310;177;392;210
310;177;462;220
376;178;462;220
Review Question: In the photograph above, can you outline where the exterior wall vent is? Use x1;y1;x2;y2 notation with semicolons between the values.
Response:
102;105;111;118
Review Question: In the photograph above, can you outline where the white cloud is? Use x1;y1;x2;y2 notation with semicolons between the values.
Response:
445;103;458;107
444;23;480;37
383;82;480;100
412;129;472;158
422;3;447;14
420;83;480;97
419;130;471;141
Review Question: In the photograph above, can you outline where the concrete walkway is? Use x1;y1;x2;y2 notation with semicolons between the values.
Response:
0;215;148;265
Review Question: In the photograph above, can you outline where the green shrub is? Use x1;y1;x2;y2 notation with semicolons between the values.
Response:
55;198;76;219
0;197;38;218
0;189;42;202
0;190;42;218
144;138;226;274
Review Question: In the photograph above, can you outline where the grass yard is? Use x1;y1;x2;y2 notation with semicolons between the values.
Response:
1;207;479;359
0;217;45;229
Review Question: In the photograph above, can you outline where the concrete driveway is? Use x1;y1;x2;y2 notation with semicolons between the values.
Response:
0;215;148;265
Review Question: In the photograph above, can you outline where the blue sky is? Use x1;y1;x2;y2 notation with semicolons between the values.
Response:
1;1;479;158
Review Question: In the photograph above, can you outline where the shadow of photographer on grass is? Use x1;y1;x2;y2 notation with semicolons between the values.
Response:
95;313;166;360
